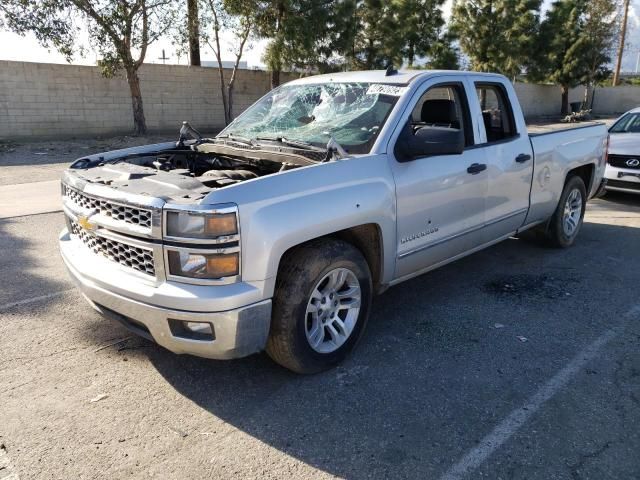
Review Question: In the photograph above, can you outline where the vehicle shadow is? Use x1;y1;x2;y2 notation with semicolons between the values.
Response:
134;219;640;479
0;214;69;308
595;190;640;211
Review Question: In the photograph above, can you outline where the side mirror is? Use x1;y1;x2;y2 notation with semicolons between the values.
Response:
395;123;465;162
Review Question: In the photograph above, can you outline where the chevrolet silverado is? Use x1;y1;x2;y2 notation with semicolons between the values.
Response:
59;70;608;373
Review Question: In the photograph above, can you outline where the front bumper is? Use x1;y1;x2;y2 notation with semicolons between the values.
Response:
605;165;640;194
60;230;272;359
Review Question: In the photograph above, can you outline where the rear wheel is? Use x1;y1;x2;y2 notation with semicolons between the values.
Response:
266;239;372;374
544;175;587;248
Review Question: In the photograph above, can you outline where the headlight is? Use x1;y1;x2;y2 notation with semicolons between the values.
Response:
166;211;237;238
167;250;239;279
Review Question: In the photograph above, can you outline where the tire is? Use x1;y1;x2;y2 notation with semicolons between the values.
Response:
266;238;373;374
543;175;587;248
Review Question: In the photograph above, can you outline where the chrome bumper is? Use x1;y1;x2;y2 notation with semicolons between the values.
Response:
60;229;272;360
605;165;640;194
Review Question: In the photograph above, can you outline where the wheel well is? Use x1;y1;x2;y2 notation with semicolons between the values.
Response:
567;164;594;192
279;224;384;293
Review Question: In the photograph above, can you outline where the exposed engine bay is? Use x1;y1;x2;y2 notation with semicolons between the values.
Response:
66;127;327;203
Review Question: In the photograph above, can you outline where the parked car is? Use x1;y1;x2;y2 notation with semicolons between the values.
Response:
605;107;640;194
59;70;608;373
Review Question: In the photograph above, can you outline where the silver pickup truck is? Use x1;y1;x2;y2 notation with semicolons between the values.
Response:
60;70;608;373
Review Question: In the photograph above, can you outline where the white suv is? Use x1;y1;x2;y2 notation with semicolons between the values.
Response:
606;107;640;194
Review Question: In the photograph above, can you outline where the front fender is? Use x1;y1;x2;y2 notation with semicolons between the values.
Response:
204;155;397;297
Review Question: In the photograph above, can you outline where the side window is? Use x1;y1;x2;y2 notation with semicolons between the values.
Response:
410;84;473;147
475;83;517;143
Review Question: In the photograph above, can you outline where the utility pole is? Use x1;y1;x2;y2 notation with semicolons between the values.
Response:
187;0;201;66
612;0;630;86
158;49;170;64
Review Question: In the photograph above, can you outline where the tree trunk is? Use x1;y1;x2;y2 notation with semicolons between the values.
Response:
187;0;201;66
583;83;590;107
560;85;569;116
612;0;630;86
227;82;234;122
407;42;415;68
126;68;147;135
270;2;285;89
271;69;280;89
217;67;230;125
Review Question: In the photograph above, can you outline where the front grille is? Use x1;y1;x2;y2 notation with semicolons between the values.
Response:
70;221;156;276
608;154;640;170
607;179;640;191
63;184;152;229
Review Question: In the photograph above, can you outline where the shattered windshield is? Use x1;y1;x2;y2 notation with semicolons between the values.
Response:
220;83;403;154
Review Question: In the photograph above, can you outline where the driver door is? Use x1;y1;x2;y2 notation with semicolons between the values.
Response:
390;80;488;281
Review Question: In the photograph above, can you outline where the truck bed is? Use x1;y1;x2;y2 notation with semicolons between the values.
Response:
527;120;605;136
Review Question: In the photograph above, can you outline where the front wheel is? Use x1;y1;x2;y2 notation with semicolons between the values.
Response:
266;239;372;374
545;175;587;248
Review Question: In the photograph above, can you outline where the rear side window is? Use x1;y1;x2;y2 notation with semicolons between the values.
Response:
475;83;517;143
411;84;473;146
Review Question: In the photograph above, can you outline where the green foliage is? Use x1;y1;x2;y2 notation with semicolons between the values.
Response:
424;33;459;70
251;0;452;78
450;0;541;78
530;0;586;87
527;0;616;113
343;0;449;70
0;0;78;60
255;0;347;74
396;0;447;67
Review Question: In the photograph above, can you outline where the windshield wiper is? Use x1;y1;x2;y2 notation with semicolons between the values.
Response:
253;136;326;152
215;133;254;145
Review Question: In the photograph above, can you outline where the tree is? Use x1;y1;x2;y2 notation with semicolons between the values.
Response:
397;0;447;68
450;0;541;79
257;0;341;86
201;0;254;124
425;32;459;70
580;0;618;104
0;2;76;60
346;0;409;69
187;0;202;65
1;0;177;135
530;0;586;115
261;0;330;77
530;0;616;114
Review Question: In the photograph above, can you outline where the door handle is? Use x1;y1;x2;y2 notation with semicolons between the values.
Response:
515;153;531;163
467;163;487;175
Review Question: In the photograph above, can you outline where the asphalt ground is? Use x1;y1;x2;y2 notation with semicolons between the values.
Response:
1;189;639;479
1;121;638;479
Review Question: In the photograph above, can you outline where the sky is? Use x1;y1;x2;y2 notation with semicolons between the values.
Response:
0;0;639;72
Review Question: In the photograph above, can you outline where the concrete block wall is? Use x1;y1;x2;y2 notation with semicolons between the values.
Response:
512;83;584;117
591;86;640;115
0;61;297;140
1;60;640;140
514;82;640;117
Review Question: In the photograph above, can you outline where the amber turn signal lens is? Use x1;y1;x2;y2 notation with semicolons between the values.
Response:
167;250;239;279
205;213;237;236
205;253;239;278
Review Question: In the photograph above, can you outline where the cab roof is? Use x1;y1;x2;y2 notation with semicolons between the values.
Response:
284;69;507;86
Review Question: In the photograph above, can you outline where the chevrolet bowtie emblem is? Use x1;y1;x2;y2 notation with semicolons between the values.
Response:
77;210;98;231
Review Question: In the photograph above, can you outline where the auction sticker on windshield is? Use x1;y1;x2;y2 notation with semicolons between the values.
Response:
366;84;409;96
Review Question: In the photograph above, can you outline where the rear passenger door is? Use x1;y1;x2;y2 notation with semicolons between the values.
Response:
390;80;488;280
472;81;534;240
